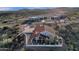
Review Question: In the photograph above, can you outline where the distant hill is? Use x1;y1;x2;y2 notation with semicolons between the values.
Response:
0;9;49;18
0;7;79;19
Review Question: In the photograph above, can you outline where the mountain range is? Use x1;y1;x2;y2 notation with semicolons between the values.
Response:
0;7;79;18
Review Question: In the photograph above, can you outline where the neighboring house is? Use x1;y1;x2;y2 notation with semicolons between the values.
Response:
51;15;67;23
28;16;47;22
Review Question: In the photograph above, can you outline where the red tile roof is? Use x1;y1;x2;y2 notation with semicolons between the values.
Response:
32;24;45;37
28;24;45;44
